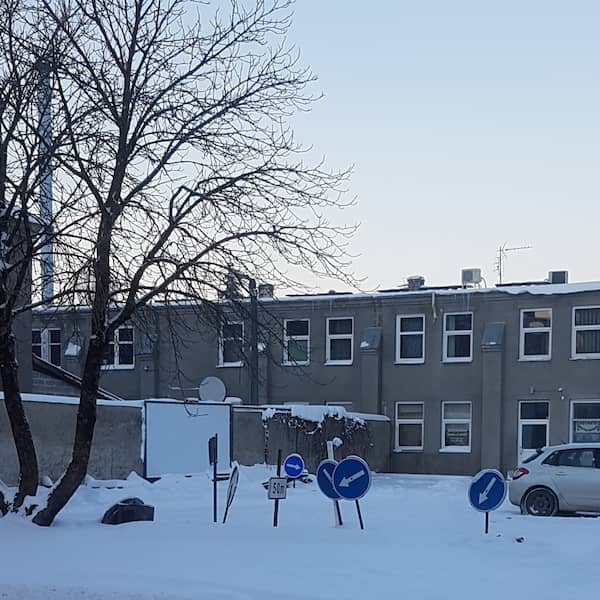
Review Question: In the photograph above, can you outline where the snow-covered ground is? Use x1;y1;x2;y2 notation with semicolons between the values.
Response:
0;466;598;599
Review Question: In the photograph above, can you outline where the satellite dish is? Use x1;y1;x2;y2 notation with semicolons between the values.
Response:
198;376;227;403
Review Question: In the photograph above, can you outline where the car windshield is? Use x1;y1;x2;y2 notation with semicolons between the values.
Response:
522;449;544;464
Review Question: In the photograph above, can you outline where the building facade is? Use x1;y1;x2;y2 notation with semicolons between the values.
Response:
31;275;600;476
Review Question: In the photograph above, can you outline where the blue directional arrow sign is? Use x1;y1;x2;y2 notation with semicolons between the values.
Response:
332;456;371;500
283;453;305;479
316;459;341;499
468;469;507;513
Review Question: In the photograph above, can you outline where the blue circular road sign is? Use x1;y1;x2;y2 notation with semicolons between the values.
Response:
332;456;371;500
468;469;507;512
316;459;341;499
283;453;305;479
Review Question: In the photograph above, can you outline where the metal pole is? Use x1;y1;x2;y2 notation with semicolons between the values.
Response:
273;449;282;527
249;278;259;405
485;511;489;534
355;500;364;530
213;433;218;523
327;441;342;527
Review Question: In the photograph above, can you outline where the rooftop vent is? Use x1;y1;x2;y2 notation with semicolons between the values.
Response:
548;270;568;285
407;275;425;291
461;268;482;287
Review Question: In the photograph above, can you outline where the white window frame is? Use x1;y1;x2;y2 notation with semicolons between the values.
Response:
570;400;600;443
32;328;62;366
442;312;473;363
571;306;600;360
395;402;424;451
518;400;549;460
395;314;425;364
519;308;552;361
440;401;472;452
218;321;244;367
101;326;135;370
283;319;310;365
325;317;353;365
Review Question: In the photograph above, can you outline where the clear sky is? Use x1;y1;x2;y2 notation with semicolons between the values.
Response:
286;1;600;291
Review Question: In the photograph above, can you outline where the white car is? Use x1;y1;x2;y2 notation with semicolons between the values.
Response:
508;443;600;516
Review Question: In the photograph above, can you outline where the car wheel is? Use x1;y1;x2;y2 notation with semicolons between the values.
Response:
523;487;558;516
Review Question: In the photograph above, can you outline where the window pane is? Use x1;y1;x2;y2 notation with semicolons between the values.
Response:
32;330;41;344
520;402;549;420
50;345;61;366
572;403;600;420
521;424;547;449
397;403;423;419
572;422;600;443
446;314;472;331
522;310;551;329
329;318;352;335
49;329;61;343
119;344;134;366
103;343;115;365
330;338;351;361
287;339;308;363
223;323;242;339
444;423;469;447
223;339;243;363
398;424;422;447
118;328;133;342
557;449;595;467
286;320;308;337
575;307;600;327
523;332;549;356
400;316;423;333
447;334;471;358
444;403;470;420
575;330;600;354
400;335;423;359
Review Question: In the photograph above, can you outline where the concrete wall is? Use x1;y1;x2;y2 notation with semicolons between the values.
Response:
0;399;143;485
232;407;391;472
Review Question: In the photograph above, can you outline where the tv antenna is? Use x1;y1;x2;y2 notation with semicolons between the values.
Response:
495;243;532;284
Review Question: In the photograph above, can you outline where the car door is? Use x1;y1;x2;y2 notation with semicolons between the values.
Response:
548;448;600;511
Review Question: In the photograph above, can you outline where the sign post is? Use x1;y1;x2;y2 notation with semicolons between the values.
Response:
222;462;240;525
332;456;371;530
267;449;286;527
208;433;218;523
468;469;507;534
316;459;343;527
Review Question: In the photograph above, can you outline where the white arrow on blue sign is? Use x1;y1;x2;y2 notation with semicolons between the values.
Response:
316;459;341;499
468;469;507;512
332;456;371;500
283;453;305;479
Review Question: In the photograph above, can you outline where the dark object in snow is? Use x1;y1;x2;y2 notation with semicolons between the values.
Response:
515;537;525;543
101;497;155;525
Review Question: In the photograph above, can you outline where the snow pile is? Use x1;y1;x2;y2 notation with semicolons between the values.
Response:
261;404;365;425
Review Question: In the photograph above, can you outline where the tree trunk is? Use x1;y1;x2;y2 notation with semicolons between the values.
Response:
32;335;105;526
0;329;39;510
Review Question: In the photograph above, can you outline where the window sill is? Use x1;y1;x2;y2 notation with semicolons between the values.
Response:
442;358;472;364
324;360;353;366
101;364;135;371
518;356;551;362
282;362;310;367
394;359;425;365
217;363;244;368
439;447;471;454
570;355;600;361
393;448;423;453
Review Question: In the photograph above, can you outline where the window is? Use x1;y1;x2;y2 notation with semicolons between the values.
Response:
518;401;549;460
520;309;551;360
571;401;600;443
441;402;471;451
544;448;596;468
572;307;600;359
395;403;424;450
219;322;244;366
443;313;472;362
102;327;134;369
283;319;309;365
326;317;353;364
396;315;425;364
32;328;62;366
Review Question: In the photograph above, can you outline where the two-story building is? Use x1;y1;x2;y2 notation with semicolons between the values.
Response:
31;270;600;475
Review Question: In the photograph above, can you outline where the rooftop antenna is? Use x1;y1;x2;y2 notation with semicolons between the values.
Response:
495;243;532;284
35;4;54;304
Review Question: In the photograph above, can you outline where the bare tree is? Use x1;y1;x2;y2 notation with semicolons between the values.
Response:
32;0;355;526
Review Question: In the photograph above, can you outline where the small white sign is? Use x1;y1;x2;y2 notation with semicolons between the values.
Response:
267;477;288;500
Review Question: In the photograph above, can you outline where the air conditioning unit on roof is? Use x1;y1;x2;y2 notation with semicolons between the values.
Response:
461;268;482;287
